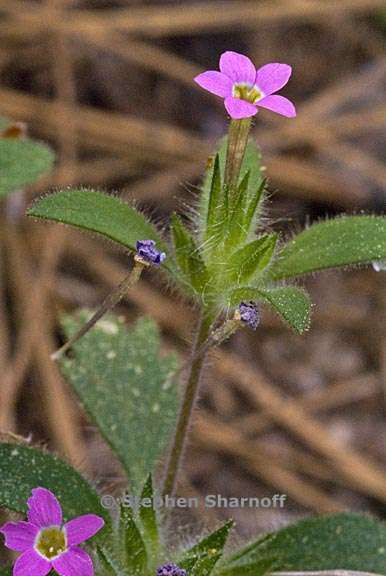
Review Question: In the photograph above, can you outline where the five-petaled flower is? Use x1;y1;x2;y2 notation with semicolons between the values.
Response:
238;301;260;330
194;51;296;119
0;487;104;576
136;239;166;266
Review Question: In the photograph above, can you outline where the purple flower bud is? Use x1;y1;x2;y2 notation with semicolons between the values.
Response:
238;301;260;330
157;564;187;576
136;239;166;266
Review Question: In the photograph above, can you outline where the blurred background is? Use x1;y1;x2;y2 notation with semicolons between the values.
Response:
1;0;386;540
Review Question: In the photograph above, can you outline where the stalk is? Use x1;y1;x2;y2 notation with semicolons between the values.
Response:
51;258;145;360
223;118;252;197
161;309;215;498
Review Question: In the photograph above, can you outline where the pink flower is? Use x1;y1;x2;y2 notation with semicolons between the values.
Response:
194;51;296;119
0;487;104;576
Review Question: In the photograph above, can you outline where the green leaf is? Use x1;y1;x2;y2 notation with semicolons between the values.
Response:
171;214;208;292
206;154;225;241
226;235;277;284
28;188;168;261
199;138;264;241
243;178;267;242
268;215;386;280
225;513;386;574
179;521;233;576
217;559;274;576
230;285;311;334
139;475;160;561
119;504;147;574
97;545;125;576
0;566;11;576
225;171;250;248
60;314;178;493
0;138;54;198
0;443;110;526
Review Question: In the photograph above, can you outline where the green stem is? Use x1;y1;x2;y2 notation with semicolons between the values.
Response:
224;118;252;198
161;309;215;497
51;258;145;360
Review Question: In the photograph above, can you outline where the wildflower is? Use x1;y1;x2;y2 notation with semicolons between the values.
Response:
136;239;166;266
194;51;296;119
237;301;260;330
157;563;187;576
0;487;104;576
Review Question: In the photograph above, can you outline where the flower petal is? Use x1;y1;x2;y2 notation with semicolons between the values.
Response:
194;71;233;97
27;487;62;528
52;547;94;576
255;63;292;95
13;548;51;576
0;521;39;552
64;514;104;546
224;97;257;119
257;95;296;117
219;51;256;85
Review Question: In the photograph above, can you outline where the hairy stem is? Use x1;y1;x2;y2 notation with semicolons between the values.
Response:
224;118;252;197
161;309;215;497
51;258;145;360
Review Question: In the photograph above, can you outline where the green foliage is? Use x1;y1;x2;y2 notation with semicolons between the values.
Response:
229;285;311;334
60;314;178;493
0;566;11;576
0;443;109;527
28;188;167;259
225;235;277;284
0;138;54;198
200;138;265;243
120;505;148;574
179;521;233;576
97;478;161;576
139;476;160;562
224;513;386;574
217;559;274;576
268;215;386;280
171;214;208;293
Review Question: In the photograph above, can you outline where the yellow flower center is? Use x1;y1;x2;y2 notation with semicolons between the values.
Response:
233;84;262;103
36;526;66;559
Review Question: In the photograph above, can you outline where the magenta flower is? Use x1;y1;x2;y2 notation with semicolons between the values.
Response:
194;51;296;119
0;487;104;576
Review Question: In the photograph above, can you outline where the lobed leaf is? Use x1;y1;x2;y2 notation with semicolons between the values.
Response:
229;285;311;334
224;513;386;574
0;443;109;526
0;138;54;198
60;314;178;493
268;215;386;280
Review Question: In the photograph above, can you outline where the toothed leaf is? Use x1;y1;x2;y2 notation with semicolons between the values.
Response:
229;286;311;334
268;215;386;280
